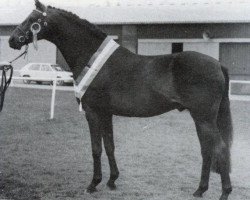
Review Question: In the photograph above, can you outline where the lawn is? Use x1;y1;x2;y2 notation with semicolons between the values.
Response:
0;88;249;200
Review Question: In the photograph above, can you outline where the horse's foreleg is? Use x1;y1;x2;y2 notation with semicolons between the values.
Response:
101;114;119;190
85;110;103;193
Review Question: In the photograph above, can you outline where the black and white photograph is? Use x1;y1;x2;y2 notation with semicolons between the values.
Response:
0;0;249;199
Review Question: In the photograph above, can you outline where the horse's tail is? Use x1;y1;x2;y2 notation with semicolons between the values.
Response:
211;66;233;173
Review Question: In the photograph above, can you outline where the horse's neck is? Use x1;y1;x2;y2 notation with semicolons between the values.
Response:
46;21;105;78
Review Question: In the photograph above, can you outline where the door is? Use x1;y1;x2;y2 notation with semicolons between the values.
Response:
220;43;250;78
183;42;219;60
28;63;41;78
40;64;54;80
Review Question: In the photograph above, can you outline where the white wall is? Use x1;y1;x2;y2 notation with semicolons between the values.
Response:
138;40;172;55
183;42;219;60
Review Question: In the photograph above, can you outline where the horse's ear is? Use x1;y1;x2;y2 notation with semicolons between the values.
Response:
34;0;46;11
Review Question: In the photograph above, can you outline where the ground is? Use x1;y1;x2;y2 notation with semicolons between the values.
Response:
0;88;249;200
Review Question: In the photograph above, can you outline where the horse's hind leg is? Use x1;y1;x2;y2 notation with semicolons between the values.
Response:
191;111;232;200
101;114;119;190
192;119;213;197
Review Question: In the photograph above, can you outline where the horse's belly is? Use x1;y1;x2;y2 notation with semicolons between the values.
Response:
110;91;177;117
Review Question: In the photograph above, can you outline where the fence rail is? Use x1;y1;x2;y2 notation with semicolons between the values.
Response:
229;80;250;101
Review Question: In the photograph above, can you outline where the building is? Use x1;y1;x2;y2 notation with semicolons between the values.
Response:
1;0;250;82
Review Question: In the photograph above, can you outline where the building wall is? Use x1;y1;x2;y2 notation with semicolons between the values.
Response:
0;26;15;36
136;23;250;79
137;23;250;39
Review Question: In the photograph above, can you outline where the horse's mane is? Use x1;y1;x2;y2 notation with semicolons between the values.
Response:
47;6;107;39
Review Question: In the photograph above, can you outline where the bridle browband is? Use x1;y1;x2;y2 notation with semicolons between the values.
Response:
17;9;48;50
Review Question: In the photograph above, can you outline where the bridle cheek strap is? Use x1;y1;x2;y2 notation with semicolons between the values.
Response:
31;9;47;50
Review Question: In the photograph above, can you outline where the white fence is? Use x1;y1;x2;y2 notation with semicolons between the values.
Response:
3;74;250;119
9;75;82;119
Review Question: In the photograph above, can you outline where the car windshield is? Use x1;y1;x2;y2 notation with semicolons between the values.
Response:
51;65;63;71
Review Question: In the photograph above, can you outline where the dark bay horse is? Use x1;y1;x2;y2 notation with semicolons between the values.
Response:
9;1;233;200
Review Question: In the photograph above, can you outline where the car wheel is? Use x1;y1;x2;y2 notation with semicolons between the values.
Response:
23;75;31;84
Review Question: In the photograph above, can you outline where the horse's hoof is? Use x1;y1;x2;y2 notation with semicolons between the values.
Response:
219;193;229;200
84;186;97;194
107;181;117;190
193;186;208;198
193;190;203;198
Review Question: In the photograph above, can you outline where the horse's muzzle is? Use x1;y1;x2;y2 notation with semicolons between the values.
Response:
9;35;23;50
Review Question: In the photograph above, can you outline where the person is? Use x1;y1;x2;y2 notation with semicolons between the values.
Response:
0;61;12;111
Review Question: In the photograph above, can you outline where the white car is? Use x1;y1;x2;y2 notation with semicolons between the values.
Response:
19;63;73;85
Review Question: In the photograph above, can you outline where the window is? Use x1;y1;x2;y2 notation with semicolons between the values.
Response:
51;65;62;71
41;65;52;71
29;64;40;71
172;43;183;53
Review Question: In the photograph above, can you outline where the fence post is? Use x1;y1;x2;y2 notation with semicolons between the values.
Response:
79;101;83;112
50;78;57;119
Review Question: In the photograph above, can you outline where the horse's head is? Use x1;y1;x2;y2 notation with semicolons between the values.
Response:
9;0;51;50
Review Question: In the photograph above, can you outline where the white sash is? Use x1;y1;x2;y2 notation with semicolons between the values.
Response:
74;37;119;99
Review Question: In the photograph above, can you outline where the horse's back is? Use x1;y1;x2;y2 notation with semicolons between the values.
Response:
175;51;221;71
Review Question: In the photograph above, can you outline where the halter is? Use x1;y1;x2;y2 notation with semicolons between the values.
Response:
17;9;48;50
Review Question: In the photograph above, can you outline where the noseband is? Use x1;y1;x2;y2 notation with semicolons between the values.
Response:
17;9;48;50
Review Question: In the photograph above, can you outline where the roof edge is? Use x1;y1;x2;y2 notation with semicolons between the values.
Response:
1;20;250;27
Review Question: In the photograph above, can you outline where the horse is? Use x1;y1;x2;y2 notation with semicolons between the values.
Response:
9;1;233;200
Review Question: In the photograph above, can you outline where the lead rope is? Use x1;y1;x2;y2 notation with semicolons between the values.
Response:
9;45;29;63
0;45;29;112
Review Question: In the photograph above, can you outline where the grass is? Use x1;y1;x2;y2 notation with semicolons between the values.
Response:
0;88;249;200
